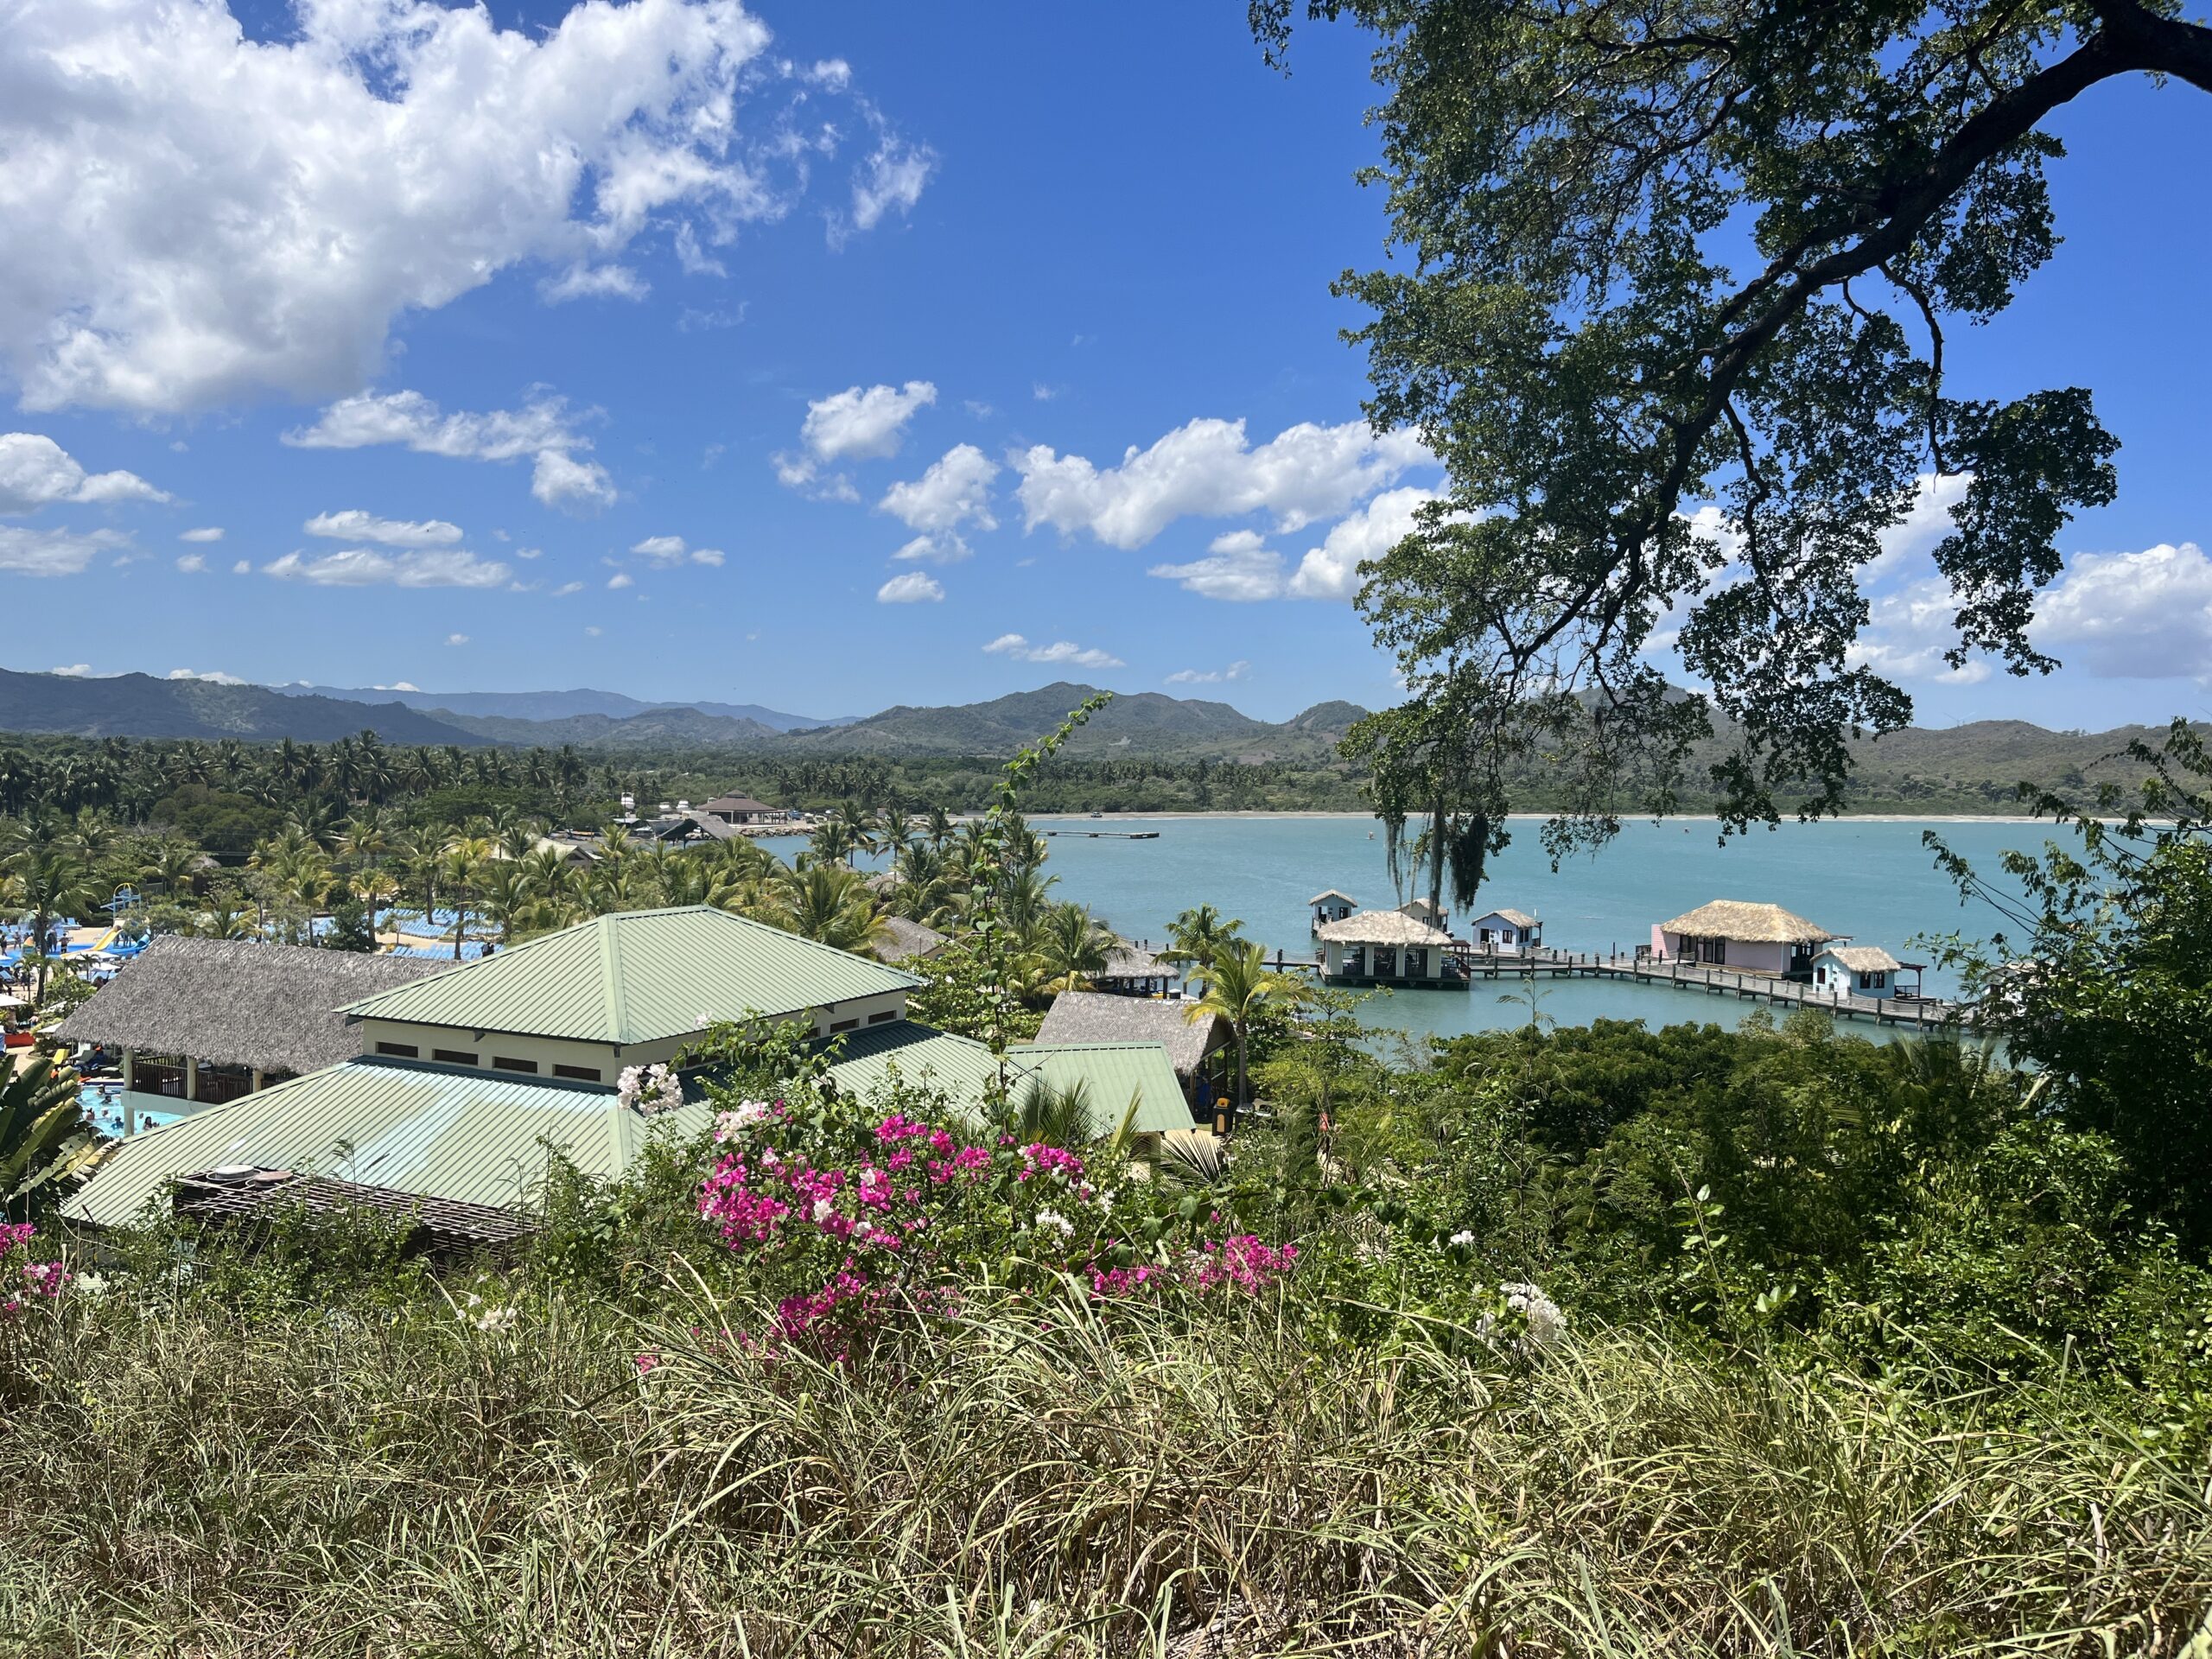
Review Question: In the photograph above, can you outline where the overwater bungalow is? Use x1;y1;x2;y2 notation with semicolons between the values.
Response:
1397;896;1451;933
1307;890;1357;931
1468;907;1541;952
1089;945;1178;997
1811;944;1923;1001
53;937;442;1130
1651;899;1841;980
1315;909;1459;988
61;907;1204;1234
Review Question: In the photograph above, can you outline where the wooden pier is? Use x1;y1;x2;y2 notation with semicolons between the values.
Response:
1264;945;1967;1031
1041;830;1160;840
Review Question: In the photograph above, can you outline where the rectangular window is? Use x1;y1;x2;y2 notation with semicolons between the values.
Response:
491;1056;539;1074
432;1049;477;1066
374;1041;419;1058
830;1018;859;1033
868;1009;898;1025
552;1063;602;1083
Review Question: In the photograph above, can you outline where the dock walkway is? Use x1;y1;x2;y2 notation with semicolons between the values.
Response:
1265;945;1966;1030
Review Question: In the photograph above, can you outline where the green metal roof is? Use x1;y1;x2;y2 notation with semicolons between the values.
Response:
1007;1042;1197;1138
60;1057;713;1229
821;1020;1027;1115
340;906;919;1045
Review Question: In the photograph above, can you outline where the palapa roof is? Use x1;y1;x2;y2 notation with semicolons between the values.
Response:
1818;944;1904;973
340;906;919;1044
1008;1042;1194;1137
1471;907;1539;929
1315;909;1452;947
1307;889;1355;906
1096;946;1173;981
703;794;779;815
1033;991;1227;1077
170;1167;536;1255
870;915;949;962
62;1056;715;1228
1658;899;1840;944
54;936;442;1076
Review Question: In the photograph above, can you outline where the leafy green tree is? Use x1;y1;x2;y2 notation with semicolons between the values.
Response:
1251;0;2212;867
1;1050;96;1223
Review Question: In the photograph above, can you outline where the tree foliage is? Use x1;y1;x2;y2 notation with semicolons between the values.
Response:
1255;0;2212;899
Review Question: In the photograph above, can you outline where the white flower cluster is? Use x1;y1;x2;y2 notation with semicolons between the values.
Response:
455;1290;519;1335
1478;1280;1567;1351
1032;1207;1076;1240
619;1063;685;1116
713;1098;774;1141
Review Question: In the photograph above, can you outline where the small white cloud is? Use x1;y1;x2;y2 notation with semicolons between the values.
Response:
1166;661;1252;685
538;264;649;303
1147;545;1286;602
306;510;463;548
0;524;129;576
551;581;585;596
50;664;92;677
286;390;613;516
607;572;634;589
892;532;972;565
231;559;251;575
585;625;603;637
175;553;207;574
446;632;469;645
0;432;168;514
690;547;725;566
631;534;689;563
1032;383;1059;402
879;442;998;532
877;571;944;604
166;668;245;685
179;526;224;543
847;136;935;235
982;632;1123;669
531;448;616;513
263;547;511;588
775;380;936;493
512;545;541;559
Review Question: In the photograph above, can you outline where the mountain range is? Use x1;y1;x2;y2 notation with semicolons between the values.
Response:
271;683;853;731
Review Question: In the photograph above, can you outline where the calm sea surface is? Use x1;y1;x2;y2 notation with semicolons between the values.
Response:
781;816;2064;1046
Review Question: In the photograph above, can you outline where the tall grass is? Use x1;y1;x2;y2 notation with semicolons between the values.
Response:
3;1275;2206;1656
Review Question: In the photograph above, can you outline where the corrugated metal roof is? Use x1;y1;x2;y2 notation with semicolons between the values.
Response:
340;906;919;1043
1008;1042;1195;1137
823;1020;1029;1113
60;1057;712;1229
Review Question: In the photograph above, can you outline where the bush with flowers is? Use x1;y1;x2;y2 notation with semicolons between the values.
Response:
1;1221;69;1319
693;1081;1297;1359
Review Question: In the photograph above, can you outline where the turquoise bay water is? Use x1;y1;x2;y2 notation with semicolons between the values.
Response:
772;814;2059;1044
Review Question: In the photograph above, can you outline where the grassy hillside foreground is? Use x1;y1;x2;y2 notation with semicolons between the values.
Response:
3;1278;2205;1655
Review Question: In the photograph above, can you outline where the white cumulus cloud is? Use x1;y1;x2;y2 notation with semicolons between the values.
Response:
880;443;998;532
2031;542;2212;679
629;535;724;566
166;668;246;685
447;633;470;646
50;664;92;677
1147;544;1287;602
306;510;464;549
877;571;944;603
180;526;224;543
262;548;512;589
0;433;167;514
1287;486;1436;600
285;390;616;515
891;533;972;565
175;554;207;574
0;524;128;575
849;135;936;235
1015;417;1432;550
1166;661;1252;685
775;379;936;493
982;632;1124;670
0;0;927;414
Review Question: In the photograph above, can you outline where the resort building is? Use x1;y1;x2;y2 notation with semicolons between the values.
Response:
60;906;1204;1233
1468;907;1541;952
702;794;786;825
1308;890;1357;931
1397;896;1451;933
1810;944;1923;1001
1651;900;1841;979
53;937;442;1131
1033;991;1230;1112
1315;909;1458;987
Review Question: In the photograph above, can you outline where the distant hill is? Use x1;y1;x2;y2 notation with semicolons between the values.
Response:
429;707;781;747
783;681;1358;759
275;683;852;732
0;670;484;745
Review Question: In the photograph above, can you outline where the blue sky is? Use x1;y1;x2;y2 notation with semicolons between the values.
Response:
1;2;2207;730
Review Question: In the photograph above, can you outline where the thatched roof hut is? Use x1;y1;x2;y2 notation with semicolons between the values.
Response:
1819;944;1903;974
1314;909;1452;947
871;915;950;962
1658;900;1839;944
55;936;442;1076
1033;991;1227;1079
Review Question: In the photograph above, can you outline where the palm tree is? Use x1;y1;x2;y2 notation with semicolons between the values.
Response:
1163;903;1246;994
437;836;491;958
3;823;100;1000
1185;940;1303;1131
1028;901;1116;994
1;1049;95;1222
770;865;891;955
807;817;861;868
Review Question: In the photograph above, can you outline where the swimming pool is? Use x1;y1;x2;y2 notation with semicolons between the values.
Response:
79;1080;185;1135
